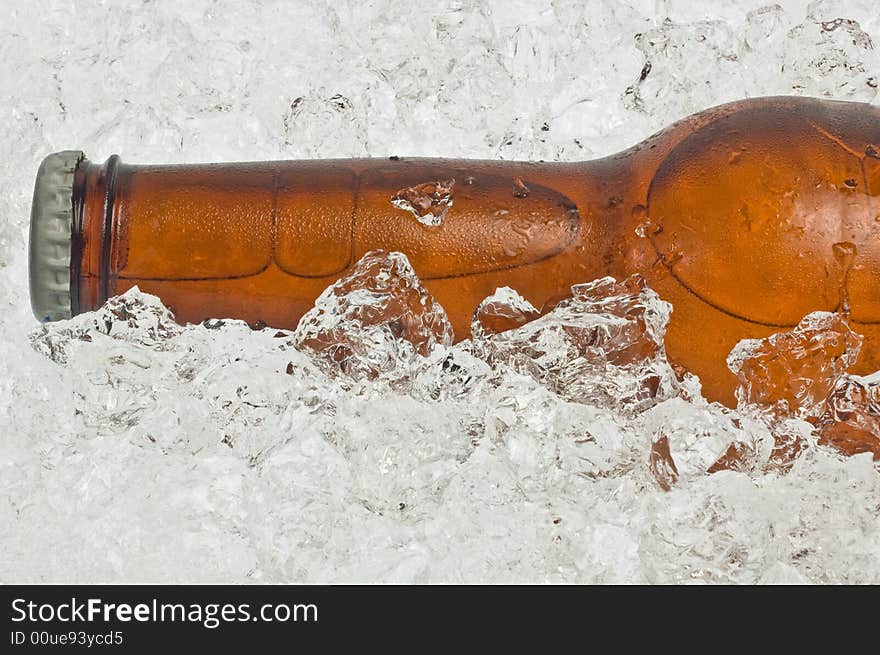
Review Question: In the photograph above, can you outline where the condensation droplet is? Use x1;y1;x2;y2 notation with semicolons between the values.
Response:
661;249;683;266
635;216;663;239
512;177;530;198
833;241;857;263
833;241;857;315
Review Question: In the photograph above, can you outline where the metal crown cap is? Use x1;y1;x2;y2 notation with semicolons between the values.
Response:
29;150;84;322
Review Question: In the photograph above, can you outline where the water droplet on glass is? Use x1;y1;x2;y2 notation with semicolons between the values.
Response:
661;248;682;265
512;177;530;198
511;218;534;240
833;241;857;315
833;241;857;264
502;244;522;258
635;219;662;238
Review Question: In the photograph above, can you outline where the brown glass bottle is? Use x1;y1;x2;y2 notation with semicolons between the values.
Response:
32;96;880;405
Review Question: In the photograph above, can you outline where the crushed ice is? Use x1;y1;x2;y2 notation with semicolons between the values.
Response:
474;275;686;413
3;0;880;583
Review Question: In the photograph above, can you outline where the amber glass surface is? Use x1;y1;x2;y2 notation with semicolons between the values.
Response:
70;96;880;405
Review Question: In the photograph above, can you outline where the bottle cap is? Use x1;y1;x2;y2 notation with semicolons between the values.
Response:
29;150;84;322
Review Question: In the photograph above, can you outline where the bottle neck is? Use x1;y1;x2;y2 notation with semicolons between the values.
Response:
69;155;642;320
71;154;122;315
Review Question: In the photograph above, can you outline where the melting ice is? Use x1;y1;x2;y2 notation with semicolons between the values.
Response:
15;249;880;584
3;0;880;584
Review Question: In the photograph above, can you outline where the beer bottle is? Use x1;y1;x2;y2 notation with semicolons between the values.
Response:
28;96;880;405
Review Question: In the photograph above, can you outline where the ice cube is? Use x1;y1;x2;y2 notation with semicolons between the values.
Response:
815;373;880;460
640;396;746;480
477;274;678;411
29;287;180;364
569;275;667;365
410;343;493;402
471;286;540;338
707;441;756;474
726;312;862;418
293;250;454;385
765;423;810;474
649;433;679;491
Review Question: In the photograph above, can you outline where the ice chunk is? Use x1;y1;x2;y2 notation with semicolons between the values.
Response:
704;413;811;475
649;434;679;491
758;562;811;585
29;287;181;364
391;179;455;226
725;311;863;471
293;250;454;385
816;373;880;460
410;343;493;402
784;6;879;101
625;5;879;122
477;275;678;411
766;422;811;474
640;396;747;480
568;275;667;365
726;312;862;418
471;286;540;338
707;441;756;474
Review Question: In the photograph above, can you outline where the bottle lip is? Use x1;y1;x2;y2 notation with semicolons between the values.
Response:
29;150;85;322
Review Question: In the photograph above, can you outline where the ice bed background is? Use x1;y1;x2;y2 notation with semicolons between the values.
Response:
2;0;879;583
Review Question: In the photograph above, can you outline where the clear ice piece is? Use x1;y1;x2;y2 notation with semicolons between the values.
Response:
471;286;540;338
293;250;454;385
707;441;756;474
726;311;862;418
477;274;677;411
640;396;747;479
784;5;880;101
391;179;455;226
568;275;668;365
816;373;880;460
29;287;181;364
648;434;679;491
410;343;493;402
